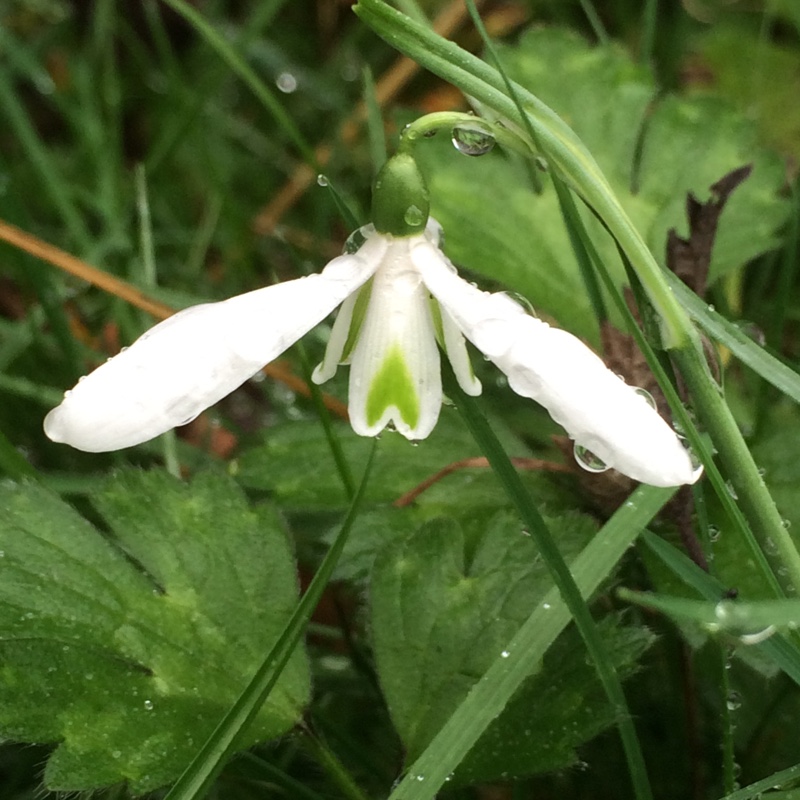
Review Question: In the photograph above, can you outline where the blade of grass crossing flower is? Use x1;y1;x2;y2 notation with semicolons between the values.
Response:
163;440;377;800
353;0;693;348
159;0;317;167
387;465;675;800
449;378;654;800
362;66;388;178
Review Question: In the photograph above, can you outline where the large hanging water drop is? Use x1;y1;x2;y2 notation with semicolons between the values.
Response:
574;443;610;473
451;122;495;157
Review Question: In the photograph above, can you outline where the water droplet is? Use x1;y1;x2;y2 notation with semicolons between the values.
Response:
542;602;551;610
403;205;425;227
415;774;425;782
574;443;609;473
275;71;298;93
112;750;122;759
343;225;370;254
316;174;329;187
634;387;657;410
451;121;495;156
708;525;721;543
499;291;537;316
726;691;742;711
501;650;510;658
423;129;437;138
144;699;154;711
783;518;793;530
0;550;5;558
725;481;738;500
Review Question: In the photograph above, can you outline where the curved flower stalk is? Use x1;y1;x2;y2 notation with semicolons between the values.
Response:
44;154;699;487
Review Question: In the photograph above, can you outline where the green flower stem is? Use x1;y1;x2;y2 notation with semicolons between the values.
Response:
673;344;800;596
163;441;377;800
397;110;535;158
353;0;691;349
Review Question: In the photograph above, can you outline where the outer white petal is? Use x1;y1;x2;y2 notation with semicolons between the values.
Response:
413;240;698;487
348;237;442;440
44;238;386;452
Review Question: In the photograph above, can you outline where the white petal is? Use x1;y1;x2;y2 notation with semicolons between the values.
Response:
414;241;698;486
440;304;482;396
311;289;360;385
348;238;441;440
44;240;386;452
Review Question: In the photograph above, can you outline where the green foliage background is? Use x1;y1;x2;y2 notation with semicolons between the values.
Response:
1;1;800;799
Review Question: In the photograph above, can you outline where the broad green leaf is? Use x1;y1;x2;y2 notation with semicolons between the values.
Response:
414;28;788;339
0;470;309;794
694;23;800;161
371;510;652;782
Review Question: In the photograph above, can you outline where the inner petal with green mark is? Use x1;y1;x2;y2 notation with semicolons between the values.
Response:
365;344;420;430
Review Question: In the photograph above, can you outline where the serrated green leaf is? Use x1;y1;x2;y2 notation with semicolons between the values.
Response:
371;509;652;782
0;470;309;794
414;28;788;339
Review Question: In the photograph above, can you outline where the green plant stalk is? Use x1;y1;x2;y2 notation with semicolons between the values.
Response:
353;0;691;349
388;472;675;800
163;440;377;800
673;343;800;596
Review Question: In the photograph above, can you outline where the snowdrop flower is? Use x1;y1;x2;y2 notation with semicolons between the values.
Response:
44;154;699;487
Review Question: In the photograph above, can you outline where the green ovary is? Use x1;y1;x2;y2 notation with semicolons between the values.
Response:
365;345;420;429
